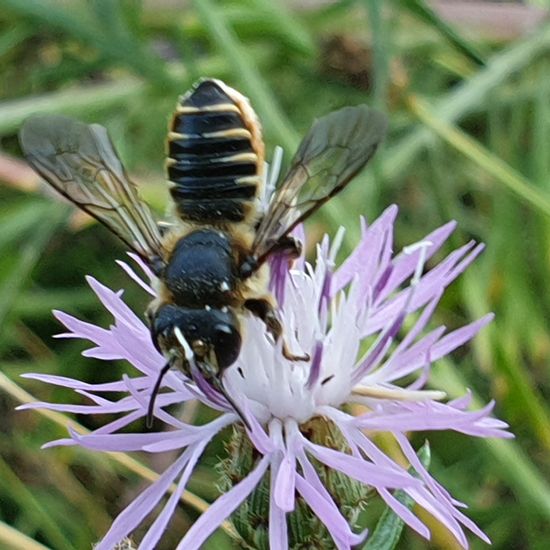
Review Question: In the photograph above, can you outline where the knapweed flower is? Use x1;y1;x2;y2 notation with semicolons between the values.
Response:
21;205;511;549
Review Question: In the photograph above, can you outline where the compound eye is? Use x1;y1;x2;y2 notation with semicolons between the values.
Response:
213;323;241;370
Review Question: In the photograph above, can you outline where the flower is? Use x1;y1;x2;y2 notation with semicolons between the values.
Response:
20;205;511;550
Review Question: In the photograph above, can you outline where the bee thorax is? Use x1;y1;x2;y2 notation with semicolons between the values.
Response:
164;228;237;308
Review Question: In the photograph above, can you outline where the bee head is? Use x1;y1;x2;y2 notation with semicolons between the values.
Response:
153;305;242;374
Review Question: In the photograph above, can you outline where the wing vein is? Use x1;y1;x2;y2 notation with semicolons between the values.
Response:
19;114;166;266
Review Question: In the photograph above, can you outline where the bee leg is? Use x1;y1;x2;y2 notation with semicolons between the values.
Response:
240;237;302;279
270;235;302;259
244;298;309;362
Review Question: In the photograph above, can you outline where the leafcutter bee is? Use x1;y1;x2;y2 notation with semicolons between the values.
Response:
19;79;387;428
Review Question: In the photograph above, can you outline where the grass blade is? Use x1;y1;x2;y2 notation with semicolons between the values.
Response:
400;0;487;66
0;79;144;135
0;519;51;550
408;95;550;218
0;204;68;331
382;23;550;184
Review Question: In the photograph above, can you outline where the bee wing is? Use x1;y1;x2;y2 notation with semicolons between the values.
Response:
19;114;166;264
252;105;387;265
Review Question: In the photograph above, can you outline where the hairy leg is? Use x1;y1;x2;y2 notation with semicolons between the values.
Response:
244;297;309;361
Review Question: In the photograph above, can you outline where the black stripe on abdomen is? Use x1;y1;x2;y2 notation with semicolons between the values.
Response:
173;197;252;223
168;159;256;179
171;177;257;199
168;136;252;158
167;79;260;224
172;111;244;135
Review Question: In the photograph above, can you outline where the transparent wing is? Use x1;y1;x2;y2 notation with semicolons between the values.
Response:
252;105;387;265
19;114;166;264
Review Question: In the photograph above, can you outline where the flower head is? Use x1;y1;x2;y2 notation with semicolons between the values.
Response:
21;205;511;549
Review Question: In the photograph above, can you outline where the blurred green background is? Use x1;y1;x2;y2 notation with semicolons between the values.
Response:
1;1;550;548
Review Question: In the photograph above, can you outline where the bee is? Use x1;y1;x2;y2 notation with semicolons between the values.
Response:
19;79;387;428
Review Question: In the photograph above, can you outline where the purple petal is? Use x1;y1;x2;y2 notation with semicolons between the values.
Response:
244;410;275;454
392;291;443;355
69;427;192;452
332;206;397;294
269;253;290;305
53;310;111;343
144;415;232;452
354;400;511;438
86;276;146;334
21;372;148;392
223;375;274;454
176;455;270;549
303;440;419;490
116;260;156;296
394;434;464;508
19;389;183;418
297;448;346;511
127;252;156;284
95;450;193;550
42;438;76;448
378;487;430;539
82;348;128;360
18;401;128;414
295;473;366;549
269;452;289;550
353;306;406;383
295;447;368;548
306;341;323;389
340;225;392;309
375;220;457;302
320;410;475;542
269;503;288;550
373;326;446;383
404;486;470;548
430;314;494;362
53;308;164;376
92;409;145;435
364;241;482;336
273;449;296;512
138;442;207;548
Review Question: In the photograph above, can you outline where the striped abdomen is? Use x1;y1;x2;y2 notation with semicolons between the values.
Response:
166;79;264;225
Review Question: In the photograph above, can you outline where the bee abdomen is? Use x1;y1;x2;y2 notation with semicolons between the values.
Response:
166;79;264;224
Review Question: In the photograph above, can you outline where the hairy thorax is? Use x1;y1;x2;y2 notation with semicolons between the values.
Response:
150;222;273;318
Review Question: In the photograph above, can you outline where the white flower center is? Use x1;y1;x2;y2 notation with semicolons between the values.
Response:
225;266;359;423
